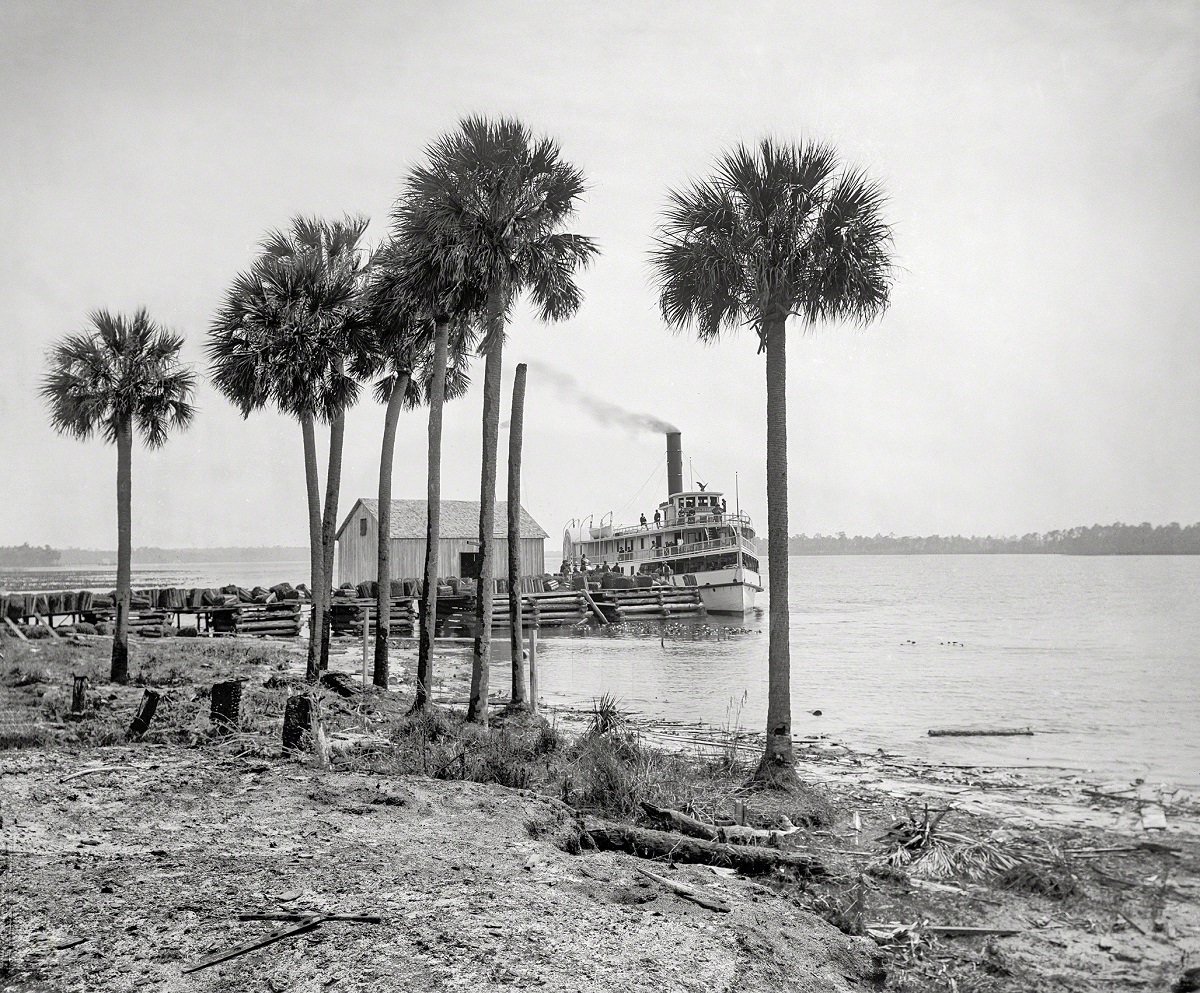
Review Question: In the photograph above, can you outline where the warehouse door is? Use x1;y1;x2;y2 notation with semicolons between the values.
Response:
459;551;482;579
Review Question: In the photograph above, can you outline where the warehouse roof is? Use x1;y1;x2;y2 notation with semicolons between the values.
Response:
337;498;549;541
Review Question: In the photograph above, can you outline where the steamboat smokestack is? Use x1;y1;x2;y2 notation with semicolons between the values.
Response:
666;431;683;498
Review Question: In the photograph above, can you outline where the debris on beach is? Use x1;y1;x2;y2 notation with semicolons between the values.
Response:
927;726;1034;737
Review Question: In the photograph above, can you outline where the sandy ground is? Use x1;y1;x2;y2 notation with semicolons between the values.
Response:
2;749;878;993
1;633;1198;992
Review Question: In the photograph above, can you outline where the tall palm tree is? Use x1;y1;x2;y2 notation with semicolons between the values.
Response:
404;115;598;725
372;212;487;710
207;222;365;682
650;138;894;782
41;309;196;683
261;216;372;672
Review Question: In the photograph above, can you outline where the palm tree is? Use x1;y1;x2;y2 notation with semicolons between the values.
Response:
41;309;196;683
403;115;598;725
366;231;483;705
207;221;366;682
261;217;372;672
650;138;894;782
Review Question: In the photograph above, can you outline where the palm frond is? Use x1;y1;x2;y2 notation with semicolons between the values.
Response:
394;115;595;348
650;137;894;346
43;310;195;448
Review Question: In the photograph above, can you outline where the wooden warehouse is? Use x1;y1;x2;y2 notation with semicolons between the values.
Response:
335;498;549;587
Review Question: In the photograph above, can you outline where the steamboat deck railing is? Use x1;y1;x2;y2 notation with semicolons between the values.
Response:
616;533;757;563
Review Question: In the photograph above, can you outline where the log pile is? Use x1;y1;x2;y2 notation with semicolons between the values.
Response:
600;586;706;619
328;597;417;637
125;611;173;637
491;590;588;628
209;602;302;637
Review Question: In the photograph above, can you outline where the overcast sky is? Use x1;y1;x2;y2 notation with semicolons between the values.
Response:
2;0;1197;550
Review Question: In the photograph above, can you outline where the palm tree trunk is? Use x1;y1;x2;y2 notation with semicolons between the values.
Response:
507;363;528;709
302;414;325;683
757;314;795;780
110;418;133;683
468;324;504;726
415;319;449;709
319;411;345;672
374;373;409;688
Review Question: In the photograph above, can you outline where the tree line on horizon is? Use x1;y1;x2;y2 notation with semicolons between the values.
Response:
0;544;61;567
38;115;894;784
786;522;1200;555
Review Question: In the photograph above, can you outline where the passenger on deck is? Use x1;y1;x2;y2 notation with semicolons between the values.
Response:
640;513;647;528
653;510;661;527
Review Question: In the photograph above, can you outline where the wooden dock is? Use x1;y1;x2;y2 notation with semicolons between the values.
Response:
0;575;707;641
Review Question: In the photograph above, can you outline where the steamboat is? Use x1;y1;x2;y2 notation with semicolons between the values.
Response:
564;431;762;614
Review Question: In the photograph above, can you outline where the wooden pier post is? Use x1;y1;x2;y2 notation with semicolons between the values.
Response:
127;689;161;741
528;626;539;715
210;680;242;735
282;695;314;751
70;675;88;716
362;607;370;689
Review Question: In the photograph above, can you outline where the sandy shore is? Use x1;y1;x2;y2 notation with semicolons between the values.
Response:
1;633;1197;991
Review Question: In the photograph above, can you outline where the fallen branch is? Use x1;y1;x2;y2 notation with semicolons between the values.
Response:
867;922;1022;941
633;866;731;912
237;913;382;924
1066;842;1181;857
640;801;799;847
60;765;137;783
925;924;1022;937
182;915;327;974
1117;909;1148;936
582;818;826;878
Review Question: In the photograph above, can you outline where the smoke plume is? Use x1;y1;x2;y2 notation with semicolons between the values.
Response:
524;360;678;435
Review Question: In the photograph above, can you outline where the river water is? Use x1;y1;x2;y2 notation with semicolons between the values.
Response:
4;555;1197;789
533;554;1200;790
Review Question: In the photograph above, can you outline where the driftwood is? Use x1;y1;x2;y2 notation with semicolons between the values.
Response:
1066;842;1181;857
640;801;800;847
633;866;730;912
582;818;826;878
182;915;327;974
928;727;1033;737
60;765;136;783
925;924;1022;937
184;911;382;973
237;913;382;924
868;922;1022;941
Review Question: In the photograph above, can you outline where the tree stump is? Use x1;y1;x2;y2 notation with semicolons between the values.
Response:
210;680;242;735
69;675;88;717
126;689;161;741
282;695;315;752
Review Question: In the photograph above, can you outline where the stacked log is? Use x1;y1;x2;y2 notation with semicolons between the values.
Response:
328;597;417;637
209;602;302;637
127;611;173;637
491;590;587;628
603;586;706;619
